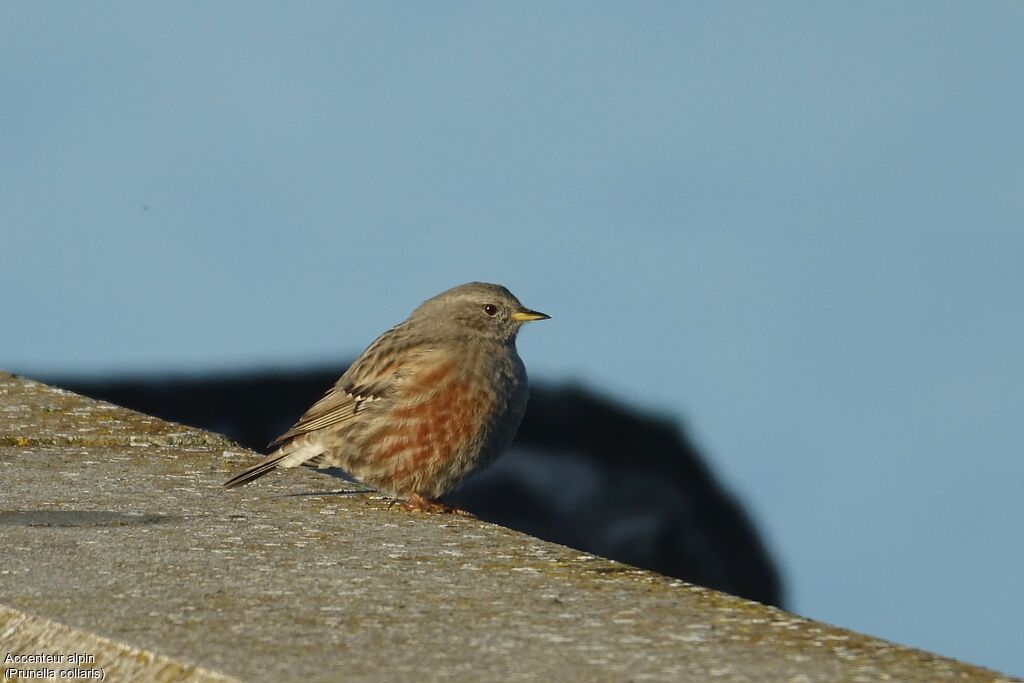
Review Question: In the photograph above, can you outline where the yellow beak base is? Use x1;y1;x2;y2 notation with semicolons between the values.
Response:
511;309;551;322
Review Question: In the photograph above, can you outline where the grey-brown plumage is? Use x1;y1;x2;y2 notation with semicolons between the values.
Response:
222;282;549;512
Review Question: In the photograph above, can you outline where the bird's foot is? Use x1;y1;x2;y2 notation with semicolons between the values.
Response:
401;493;475;517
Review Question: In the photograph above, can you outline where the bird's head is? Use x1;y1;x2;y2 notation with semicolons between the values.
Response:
410;282;550;344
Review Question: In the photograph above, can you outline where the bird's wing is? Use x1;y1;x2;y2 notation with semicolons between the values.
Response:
268;326;428;448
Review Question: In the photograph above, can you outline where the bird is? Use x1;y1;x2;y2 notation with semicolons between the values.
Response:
222;282;549;513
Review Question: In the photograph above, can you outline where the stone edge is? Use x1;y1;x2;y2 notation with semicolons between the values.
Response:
0;605;238;683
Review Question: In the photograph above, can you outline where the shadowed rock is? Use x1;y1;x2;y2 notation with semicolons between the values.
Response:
53;367;782;606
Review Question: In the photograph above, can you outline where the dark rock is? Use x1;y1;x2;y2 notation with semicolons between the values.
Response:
52;367;783;606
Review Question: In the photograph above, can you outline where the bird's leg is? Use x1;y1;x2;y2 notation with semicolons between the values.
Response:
402;493;475;517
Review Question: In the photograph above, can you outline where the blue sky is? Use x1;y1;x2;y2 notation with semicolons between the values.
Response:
3;3;1023;676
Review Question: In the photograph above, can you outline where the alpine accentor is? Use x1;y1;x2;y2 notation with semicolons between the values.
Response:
223;282;548;513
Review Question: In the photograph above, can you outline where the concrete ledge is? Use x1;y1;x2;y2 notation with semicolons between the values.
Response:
0;373;1016;682
1;605;234;682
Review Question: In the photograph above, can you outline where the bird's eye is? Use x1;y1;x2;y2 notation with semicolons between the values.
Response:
483;304;498;316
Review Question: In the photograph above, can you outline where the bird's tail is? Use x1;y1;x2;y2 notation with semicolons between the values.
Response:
222;442;319;489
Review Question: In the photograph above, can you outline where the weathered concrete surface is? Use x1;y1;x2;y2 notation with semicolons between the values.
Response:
0;372;1016;682
1;605;233;682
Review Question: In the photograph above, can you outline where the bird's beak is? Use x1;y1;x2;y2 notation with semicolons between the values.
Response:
511;309;551;322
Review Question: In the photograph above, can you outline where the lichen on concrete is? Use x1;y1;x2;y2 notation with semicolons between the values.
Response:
0;372;1017;682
